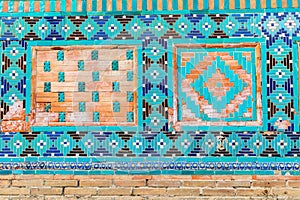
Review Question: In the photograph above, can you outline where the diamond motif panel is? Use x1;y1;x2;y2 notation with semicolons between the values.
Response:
173;44;262;128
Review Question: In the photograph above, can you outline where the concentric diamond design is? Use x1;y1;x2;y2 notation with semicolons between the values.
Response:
191;56;247;113
204;69;234;100
174;44;262;127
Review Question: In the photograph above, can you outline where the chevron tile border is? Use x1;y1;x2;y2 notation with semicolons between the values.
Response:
0;0;298;13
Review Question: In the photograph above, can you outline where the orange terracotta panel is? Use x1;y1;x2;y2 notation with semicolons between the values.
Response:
77;0;82;11
34;1;40;12
117;0;122;10
30;46;137;127
13;1;19;12
147;0;152;10
2;1;8;12
157;0;163;10
97;0;102;11
24;1;29;12
66;0;72;11
45;1;51;12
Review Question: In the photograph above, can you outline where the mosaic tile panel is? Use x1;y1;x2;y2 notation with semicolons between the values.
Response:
31;46;137;127
173;43;262;128
0;3;300;174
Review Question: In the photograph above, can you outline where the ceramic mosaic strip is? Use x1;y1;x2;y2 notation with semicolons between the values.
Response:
0;131;299;158
0;0;298;13
2;161;300;174
0;3;300;174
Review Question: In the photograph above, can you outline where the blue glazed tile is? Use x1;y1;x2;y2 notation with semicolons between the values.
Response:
57;50;64;61
91;50;98;60
112;60;119;71
74;171;89;175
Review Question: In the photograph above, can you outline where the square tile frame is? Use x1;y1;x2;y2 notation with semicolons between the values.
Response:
170;43;263;131
25;40;143;132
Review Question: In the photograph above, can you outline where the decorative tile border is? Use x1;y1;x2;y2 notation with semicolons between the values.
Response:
0;0;298;13
0;131;299;158
1;161;300;175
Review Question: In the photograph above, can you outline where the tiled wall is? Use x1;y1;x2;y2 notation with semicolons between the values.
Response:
0;0;299;12
0;0;300;175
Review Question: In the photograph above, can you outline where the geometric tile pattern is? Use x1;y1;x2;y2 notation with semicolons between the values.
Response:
31;46;136;126
0;11;299;174
1;40;28;132
0;13;296;133
173;44;262;127
0;131;299;158
258;12;297;131
0;0;297;13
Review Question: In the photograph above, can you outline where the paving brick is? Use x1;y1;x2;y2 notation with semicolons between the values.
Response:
73;175;114;180
182;181;216;187
12;180;43;187
287;181;300;187
272;189;300;196
167;188;200;196
236;189;271;196
114;180;146;187
148;180;181;187
132;188;167;196
217;181;251;188
0;188;30;195
0;180;10;187
132;175;152;180
53;175;75;180
252;181;286;187
112;175;134;180
10;196;42;200
97;188;132;196
191;176;214;180
80;180;112;187
44;196;79;200
45;180;78;187
0;175;15;180
253;176;299;180
31;187;63;195
64;187;97;195
202;189;235;196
